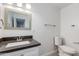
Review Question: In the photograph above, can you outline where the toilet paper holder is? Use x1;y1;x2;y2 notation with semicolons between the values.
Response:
44;24;56;27
73;42;79;44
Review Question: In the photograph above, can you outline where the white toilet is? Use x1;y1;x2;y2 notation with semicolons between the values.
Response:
58;45;77;56
54;36;77;56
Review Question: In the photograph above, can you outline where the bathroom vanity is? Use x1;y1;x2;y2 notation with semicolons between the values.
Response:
0;36;41;56
0;4;41;56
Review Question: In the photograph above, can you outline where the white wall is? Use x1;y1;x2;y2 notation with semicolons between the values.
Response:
32;3;60;55
0;3;60;55
61;3;79;51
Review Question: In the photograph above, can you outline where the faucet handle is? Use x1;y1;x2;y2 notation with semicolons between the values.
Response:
18;36;22;39
17;36;19;41
17;36;20;39
16;36;22;41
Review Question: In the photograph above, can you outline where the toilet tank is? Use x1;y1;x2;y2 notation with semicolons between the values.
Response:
54;36;64;46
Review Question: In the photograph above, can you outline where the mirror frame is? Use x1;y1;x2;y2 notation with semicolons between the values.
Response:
4;7;32;30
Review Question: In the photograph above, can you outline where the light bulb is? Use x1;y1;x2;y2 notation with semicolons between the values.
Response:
17;3;22;7
26;4;31;9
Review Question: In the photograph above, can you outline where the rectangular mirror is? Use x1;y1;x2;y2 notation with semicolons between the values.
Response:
4;7;32;30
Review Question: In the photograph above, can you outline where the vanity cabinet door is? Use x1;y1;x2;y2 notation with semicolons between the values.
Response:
23;47;39;56
19;47;39;56
0;47;39;56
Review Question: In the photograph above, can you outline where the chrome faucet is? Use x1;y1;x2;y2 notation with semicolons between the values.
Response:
17;36;22;41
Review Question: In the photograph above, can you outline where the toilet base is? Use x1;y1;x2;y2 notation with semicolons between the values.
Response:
59;50;71;56
58;45;77;56
59;48;73;56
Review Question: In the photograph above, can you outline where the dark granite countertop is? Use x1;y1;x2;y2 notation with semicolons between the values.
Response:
0;36;41;53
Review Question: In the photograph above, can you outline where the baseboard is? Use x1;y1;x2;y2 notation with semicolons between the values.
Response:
41;50;57;56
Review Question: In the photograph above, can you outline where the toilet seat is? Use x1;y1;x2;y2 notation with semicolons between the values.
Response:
59;45;76;54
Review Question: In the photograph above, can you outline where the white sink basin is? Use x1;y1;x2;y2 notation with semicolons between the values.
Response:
6;41;30;48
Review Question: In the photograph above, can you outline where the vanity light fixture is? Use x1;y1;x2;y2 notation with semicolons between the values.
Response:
16;3;31;10
8;3;17;6
4;4;32;14
5;3;31;10
7;3;12;5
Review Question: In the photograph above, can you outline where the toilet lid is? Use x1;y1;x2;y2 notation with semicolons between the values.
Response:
59;45;76;54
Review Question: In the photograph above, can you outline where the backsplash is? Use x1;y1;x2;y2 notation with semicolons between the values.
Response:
0;35;33;42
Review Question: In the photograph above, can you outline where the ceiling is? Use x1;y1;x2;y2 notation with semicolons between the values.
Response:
32;3;72;9
52;3;72;9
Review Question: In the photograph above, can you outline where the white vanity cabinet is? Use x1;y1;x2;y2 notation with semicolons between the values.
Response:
0;47;39;56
